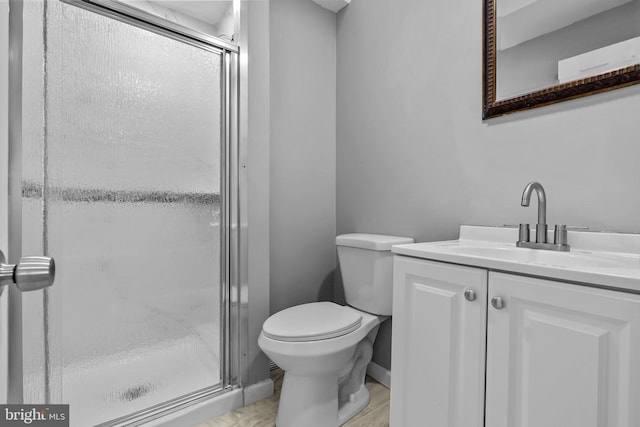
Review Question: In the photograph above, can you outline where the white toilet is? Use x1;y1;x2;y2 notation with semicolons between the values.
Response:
258;233;414;427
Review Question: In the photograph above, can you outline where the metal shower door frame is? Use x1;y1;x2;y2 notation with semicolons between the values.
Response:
6;0;244;424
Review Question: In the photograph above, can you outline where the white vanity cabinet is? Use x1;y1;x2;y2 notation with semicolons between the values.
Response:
390;257;488;427
486;272;640;427
390;255;640;427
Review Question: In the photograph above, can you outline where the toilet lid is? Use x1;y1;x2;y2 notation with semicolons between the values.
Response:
263;302;362;342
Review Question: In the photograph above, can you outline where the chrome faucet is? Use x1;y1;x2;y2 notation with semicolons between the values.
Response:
521;181;547;243
516;182;570;251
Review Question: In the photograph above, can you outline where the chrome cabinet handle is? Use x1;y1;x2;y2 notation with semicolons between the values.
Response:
464;289;476;301
0;250;56;293
491;296;504;309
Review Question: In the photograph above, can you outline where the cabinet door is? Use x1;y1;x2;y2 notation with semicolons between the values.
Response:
486;272;640;427
390;257;487;427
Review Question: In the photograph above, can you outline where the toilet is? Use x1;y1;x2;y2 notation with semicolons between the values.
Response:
258;233;414;427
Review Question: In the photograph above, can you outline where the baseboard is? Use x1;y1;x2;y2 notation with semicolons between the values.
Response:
243;377;274;406
366;361;391;389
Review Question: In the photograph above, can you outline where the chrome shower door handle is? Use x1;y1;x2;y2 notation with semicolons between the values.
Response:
0;250;56;292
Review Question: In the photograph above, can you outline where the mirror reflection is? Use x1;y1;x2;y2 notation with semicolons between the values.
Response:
495;0;640;100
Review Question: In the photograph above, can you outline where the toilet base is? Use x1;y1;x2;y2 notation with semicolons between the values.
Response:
276;372;339;427
274;332;378;427
337;384;370;425
275;373;372;427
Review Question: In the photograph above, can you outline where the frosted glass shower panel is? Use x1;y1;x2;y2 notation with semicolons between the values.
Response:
21;1;224;425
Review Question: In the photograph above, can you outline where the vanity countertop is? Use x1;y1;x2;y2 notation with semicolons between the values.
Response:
392;225;640;293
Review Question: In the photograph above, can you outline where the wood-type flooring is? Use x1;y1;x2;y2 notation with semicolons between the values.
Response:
198;369;390;427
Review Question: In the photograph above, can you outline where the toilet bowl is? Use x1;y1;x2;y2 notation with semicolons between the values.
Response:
258;233;414;427
259;302;382;427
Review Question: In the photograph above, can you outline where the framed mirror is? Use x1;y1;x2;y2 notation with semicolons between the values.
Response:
483;0;640;118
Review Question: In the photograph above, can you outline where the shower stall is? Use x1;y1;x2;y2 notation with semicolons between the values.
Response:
3;0;243;425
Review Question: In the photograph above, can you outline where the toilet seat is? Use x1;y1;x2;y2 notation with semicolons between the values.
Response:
263;302;362;342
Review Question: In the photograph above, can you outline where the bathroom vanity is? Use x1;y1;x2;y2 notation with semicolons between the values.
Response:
389;226;640;427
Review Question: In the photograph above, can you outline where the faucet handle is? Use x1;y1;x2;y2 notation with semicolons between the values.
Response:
553;225;568;246
518;224;530;242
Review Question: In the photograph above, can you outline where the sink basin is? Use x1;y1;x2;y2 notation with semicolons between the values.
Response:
391;226;640;292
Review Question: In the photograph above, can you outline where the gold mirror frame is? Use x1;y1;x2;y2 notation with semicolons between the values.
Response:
483;0;640;119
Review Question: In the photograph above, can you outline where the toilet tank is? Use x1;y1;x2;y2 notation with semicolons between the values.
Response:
336;233;414;315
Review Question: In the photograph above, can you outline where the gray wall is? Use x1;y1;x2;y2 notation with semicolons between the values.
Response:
336;0;640;369
269;0;337;314
243;0;272;386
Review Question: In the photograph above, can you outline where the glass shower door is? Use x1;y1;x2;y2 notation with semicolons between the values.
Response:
19;1;229;425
